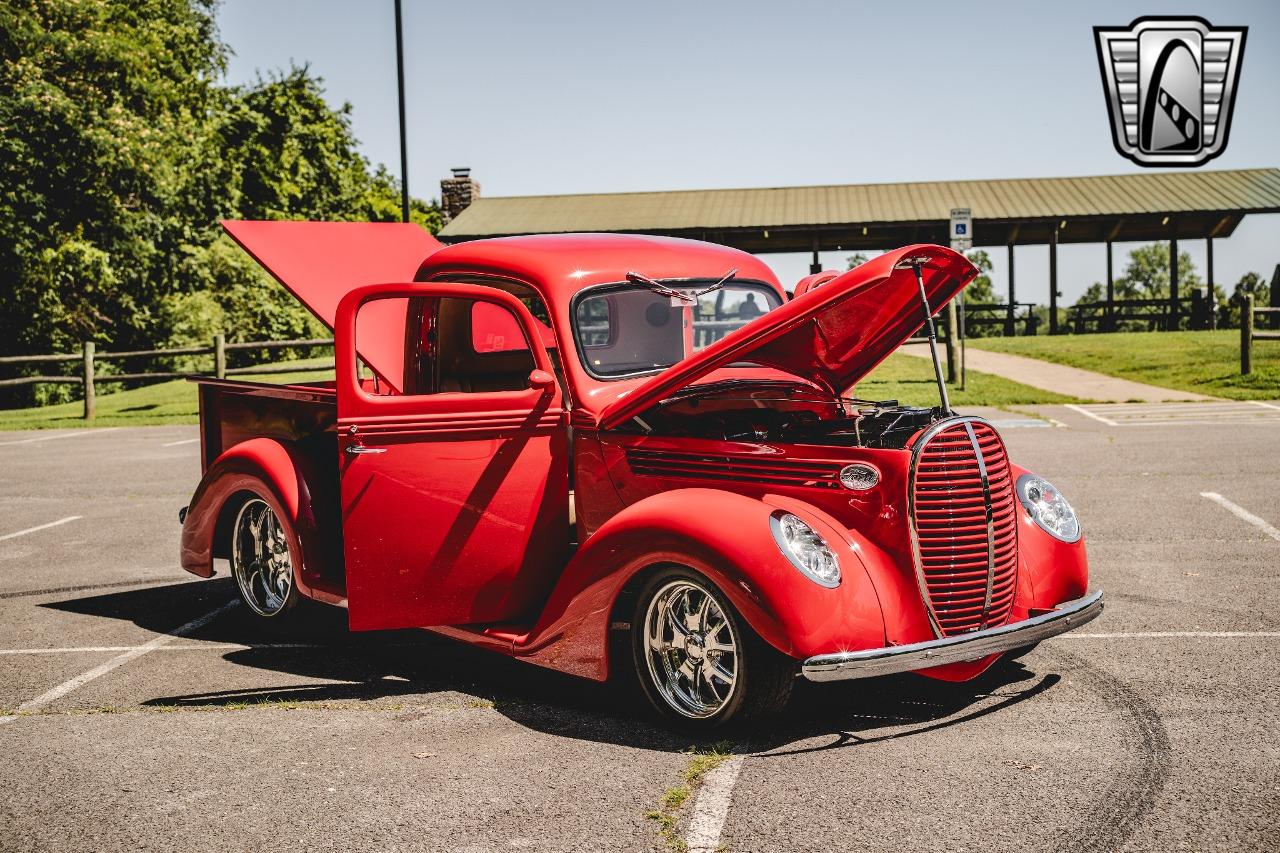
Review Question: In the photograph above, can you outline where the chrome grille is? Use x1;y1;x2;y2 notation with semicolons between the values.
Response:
909;418;1018;637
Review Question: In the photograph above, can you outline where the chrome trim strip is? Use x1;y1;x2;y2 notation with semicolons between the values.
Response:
963;421;997;630
906;415;995;639
801;591;1105;682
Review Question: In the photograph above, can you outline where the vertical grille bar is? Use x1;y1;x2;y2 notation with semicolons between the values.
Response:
963;421;997;629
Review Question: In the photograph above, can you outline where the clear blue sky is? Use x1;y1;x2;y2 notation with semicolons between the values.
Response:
216;0;1279;303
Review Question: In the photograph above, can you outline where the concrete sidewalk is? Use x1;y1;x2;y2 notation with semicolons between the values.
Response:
900;342;1216;402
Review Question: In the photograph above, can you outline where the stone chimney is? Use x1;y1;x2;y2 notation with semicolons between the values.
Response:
440;167;480;223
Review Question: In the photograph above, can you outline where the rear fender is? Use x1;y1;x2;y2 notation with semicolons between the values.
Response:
179;438;342;604
514;488;886;681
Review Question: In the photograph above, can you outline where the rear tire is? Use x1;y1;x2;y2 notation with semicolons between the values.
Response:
229;496;300;620
631;567;794;728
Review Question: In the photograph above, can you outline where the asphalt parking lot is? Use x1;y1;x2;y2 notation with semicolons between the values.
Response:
2;404;1279;852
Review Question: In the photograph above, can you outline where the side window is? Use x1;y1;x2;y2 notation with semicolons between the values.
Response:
356;296;536;396
431;275;554;348
353;296;411;396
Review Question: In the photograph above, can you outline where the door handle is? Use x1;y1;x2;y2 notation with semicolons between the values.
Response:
345;444;388;455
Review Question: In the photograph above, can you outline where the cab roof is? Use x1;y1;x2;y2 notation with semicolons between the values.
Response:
415;233;785;305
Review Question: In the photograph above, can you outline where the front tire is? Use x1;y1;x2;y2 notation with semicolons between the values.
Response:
230;496;300;619
632;567;794;728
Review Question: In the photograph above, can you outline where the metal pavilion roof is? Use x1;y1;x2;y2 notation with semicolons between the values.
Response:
438;168;1280;253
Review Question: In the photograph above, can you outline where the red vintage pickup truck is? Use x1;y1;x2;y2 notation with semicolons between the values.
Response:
179;221;1101;727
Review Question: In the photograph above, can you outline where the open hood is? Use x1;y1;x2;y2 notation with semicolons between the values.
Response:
222;220;443;390
597;244;977;430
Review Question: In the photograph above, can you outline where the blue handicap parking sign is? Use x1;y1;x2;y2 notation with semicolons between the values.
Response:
954;224;968;235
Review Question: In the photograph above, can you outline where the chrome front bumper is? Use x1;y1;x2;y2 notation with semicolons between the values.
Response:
801;590;1104;682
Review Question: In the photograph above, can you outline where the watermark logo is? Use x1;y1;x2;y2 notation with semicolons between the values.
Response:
1094;17;1246;167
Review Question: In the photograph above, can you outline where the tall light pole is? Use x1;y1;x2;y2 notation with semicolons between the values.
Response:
394;0;410;223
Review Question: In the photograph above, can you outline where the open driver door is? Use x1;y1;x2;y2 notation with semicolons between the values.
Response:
334;282;570;631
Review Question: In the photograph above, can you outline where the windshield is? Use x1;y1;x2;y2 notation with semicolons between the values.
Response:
573;281;782;379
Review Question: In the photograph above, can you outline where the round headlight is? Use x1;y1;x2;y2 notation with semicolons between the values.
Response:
1016;474;1081;543
839;463;880;491
769;512;841;587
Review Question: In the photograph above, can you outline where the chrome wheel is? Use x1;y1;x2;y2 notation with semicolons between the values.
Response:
642;579;740;719
231;498;294;617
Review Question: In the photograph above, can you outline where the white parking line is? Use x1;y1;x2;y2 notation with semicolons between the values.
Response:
685;755;744;853
1091;419;1280;426
0;428;118;448
1064;404;1118;426
0;599;237;725
161;438;199;447
988;418;1057;429
0;516;82;543
1062;631;1280;638
1200;492;1280;543
1064;402;1280;428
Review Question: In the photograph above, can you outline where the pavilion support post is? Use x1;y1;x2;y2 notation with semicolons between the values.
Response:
1048;225;1059;335
1169;230;1179;330
810;237;821;274
1206;236;1214;294
1241;292;1253;375
1105;241;1115;332
1005;244;1016;336
1270;264;1280;331
1205;236;1215;329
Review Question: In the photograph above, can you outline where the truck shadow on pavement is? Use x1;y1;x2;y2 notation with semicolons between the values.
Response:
45;577;1060;753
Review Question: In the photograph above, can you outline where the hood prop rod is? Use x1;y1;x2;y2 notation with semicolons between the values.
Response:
907;258;952;415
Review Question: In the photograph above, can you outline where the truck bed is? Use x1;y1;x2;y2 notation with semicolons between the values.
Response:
190;376;347;600
192;377;337;472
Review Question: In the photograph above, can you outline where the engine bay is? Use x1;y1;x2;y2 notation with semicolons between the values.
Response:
628;381;941;450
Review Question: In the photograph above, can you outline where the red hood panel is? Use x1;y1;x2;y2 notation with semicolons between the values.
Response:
598;245;977;429
222;220;443;391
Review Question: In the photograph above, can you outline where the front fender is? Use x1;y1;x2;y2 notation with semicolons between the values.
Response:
179;438;340;602
1010;463;1090;610
514;488;887;681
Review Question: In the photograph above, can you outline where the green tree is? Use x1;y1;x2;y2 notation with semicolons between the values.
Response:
361;164;444;232
1219;270;1270;329
0;1;442;404
168;68;441;360
1233;271;1270;304
0;0;228;362
221;67;376;221
963;250;996;303
845;252;869;270
1113;241;1202;301
955;250;999;338
1071;242;1201;331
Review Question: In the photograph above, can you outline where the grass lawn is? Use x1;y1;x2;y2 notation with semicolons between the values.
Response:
854;352;1080;407
969;330;1280;400
0;352;1073;431
0;360;334;430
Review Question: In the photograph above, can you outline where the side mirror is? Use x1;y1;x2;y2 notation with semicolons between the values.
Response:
529;369;556;392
